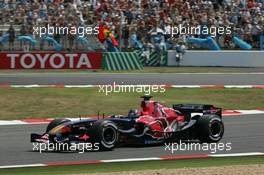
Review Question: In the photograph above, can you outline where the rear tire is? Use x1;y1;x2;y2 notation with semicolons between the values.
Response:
46;119;70;133
196;115;224;143
90;120;118;151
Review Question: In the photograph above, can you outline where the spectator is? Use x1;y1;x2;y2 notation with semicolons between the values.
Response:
7;24;15;51
0;31;3;51
68;23;76;51
19;24;27;50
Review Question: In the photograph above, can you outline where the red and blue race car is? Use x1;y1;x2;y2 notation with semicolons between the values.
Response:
31;96;224;151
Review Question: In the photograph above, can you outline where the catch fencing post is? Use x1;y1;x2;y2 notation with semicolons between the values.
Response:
260;35;264;50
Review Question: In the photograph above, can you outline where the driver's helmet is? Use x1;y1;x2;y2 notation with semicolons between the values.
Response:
128;109;139;118
140;95;153;112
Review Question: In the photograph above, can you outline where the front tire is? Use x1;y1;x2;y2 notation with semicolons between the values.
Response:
196;115;224;143
90;120;119;151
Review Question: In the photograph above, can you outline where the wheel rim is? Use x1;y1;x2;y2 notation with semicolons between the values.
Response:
102;127;116;145
210;120;223;138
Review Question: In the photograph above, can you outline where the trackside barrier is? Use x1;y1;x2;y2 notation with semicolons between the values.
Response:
135;50;168;66
0;52;103;69
102;52;143;71
167;50;264;67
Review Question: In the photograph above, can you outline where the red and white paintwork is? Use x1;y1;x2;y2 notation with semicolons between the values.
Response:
135;99;185;139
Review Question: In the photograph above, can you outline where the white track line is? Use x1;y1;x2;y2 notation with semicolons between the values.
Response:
210;152;264;157
0;164;46;169
235;110;264;115
0;120;28;125
101;157;161;163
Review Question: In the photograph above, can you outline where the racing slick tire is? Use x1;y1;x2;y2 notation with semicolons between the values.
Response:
196;114;224;143
46;119;70;133
90;120;119;151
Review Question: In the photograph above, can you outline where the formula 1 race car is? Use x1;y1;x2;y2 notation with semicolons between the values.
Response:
31;96;224;151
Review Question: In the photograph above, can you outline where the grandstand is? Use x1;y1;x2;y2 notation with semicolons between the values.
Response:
0;0;263;51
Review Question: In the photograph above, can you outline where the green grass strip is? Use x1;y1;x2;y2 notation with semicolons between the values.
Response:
0;88;263;119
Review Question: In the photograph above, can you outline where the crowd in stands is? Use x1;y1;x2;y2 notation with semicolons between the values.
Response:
0;0;264;51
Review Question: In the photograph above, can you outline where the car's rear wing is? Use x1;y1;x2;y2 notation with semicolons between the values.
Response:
172;104;222;120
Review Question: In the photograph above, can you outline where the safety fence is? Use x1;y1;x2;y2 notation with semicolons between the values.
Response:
102;52;143;71
134;50;168;67
102;50;168;70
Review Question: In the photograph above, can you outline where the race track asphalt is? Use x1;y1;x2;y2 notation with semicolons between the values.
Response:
0;114;263;166
0;73;263;85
